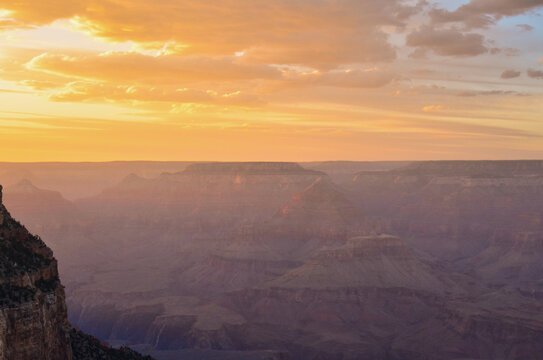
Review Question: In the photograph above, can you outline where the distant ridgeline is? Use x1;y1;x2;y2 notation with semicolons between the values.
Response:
177;162;325;175
0;185;154;360
380;160;543;177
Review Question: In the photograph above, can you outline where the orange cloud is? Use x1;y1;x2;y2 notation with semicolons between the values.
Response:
47;81;264;107
26;52;282;82
19;51;398;107
422;105;444;112
0;47;69;88
0;0;420;68
0;1;84;29
279;68;396;89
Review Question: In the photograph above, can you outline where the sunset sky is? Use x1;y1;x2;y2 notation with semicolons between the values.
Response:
0;0;542;161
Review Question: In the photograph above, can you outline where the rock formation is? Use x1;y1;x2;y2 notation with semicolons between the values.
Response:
0;184;154;360
275;177;364;229
4;161;543;359
0;184;73;360
3;179;77;233
267;235;464;293
347;160;543;260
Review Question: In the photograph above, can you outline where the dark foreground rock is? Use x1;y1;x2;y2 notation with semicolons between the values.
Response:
0;184;153;360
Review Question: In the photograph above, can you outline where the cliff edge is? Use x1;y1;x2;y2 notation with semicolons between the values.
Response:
0;185;153;360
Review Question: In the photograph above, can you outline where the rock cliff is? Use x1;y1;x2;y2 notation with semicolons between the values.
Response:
0;184;73;360
0;185;154;360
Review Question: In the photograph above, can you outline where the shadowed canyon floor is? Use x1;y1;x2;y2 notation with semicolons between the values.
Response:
2;161;543;359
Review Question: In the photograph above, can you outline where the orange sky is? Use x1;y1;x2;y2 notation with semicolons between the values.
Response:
0;0;542;161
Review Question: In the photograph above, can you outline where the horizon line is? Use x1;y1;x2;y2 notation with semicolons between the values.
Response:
1;159;543;164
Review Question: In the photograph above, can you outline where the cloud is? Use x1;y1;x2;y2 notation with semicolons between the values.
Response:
527;69;543;79
47;81;264;106
422;105;444;112
18;50;398;109
26;52;282;83
406;27;488;57
318;69;396;88
490;47;520;57
0;47;68;88
240;29;396;70
0;0;423;69
24;51;397;91
17;80;63;90
392;84;527;99
430;0;543;28
280;68;396;89
457;90;525;97
501;70;521;79
0;88;29;94
517;24;535;31
0;1;85;28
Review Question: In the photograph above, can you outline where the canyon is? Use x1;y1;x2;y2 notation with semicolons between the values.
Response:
2;160;543;359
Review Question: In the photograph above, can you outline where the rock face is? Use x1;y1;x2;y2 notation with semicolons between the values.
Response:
347;160;543;260
0;185;155;360
3;179;77;234
70;328;154;360
267;177;381;243
268;235;462;293
215;233;543;360
276;177;364;228
467;231;543;289
0;184;73;360
74;161;326;250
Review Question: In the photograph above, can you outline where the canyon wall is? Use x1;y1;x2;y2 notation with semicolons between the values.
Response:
0;184;73;360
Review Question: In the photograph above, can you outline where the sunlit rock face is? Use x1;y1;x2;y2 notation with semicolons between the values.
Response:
0;184;73;360
273;177;369;237
80;162;326;224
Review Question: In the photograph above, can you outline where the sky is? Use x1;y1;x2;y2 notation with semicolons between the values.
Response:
0;0;542;162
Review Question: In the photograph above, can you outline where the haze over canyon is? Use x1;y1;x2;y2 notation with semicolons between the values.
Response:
2;160;543;359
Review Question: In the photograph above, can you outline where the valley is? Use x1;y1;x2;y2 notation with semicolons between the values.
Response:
2;160;543;359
